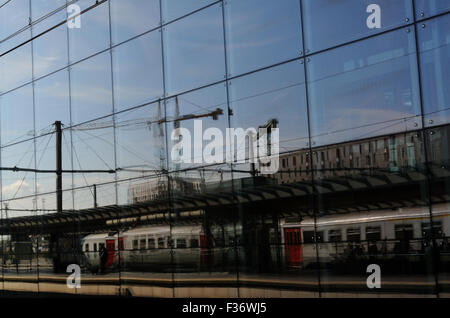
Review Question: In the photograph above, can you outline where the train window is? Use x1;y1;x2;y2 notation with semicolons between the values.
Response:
94;243;97;252
133;239;138;250
302;231;323;243
176;239;187;248
395;224;414;240
158;237;165;248
366;227;381;241
99;243;105;250
422;222;443;239
85;244;89;252
316;231;324;243
328;230;342;242
190;239;199;248
140;238;146;250
303;231;315;243
347;228;361;242
148;238;155;249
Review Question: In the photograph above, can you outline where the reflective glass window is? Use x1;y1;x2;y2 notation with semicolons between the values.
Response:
307;28;421;146
31;0;66;22
415;0;450;20
34;70;72;198
70;52;113;124
112;31;163;112
34;71;70;134
110;0;160;45
163;3;226;95
229;60;309;157
224;0;302;76
165;83;228;171
68;0;110;63
32;11;68;79
0;0;30;40
418;13;450;127
0;84;33;146
71;117;116;209
302;0;413;53
115;101;166;186
161;0;216;23
0;33;32;93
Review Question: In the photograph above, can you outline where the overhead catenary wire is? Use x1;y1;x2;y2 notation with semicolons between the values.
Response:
0;0;12;9
70;132;95;198
0;0;108;59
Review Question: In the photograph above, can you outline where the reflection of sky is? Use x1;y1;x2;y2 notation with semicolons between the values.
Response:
113;30;164;111
0;0;29;39
230;60;309;153
307;27;421;146
302;0;413;53
110;0;160;45
414;0;450;18
418;13;450;126
164;3;226;95
225;0;302;76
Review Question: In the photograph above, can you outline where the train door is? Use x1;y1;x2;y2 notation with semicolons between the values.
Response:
284;228;303;266
200;233;214;266
118;237;124;265
105;239;116;267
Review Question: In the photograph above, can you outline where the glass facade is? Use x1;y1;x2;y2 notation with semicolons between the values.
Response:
0;0;449;298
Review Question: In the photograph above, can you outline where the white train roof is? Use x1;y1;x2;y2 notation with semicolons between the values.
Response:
83;225;203;241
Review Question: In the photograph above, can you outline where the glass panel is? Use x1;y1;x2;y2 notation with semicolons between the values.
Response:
34;70;72;213
418;14;450;127
307;28;421;147
415;0;450;20
32;10;69;79
229;60;309;166
224;0;302;76
0;32;32;94
302;0;413;53
112;31;163;112
68;0;110;63
70;52;113;125
163;3;226;95
71;116;116;209
0;0;30;40
166;83;228;172
161;0;216;23
31;0;66;22
0;84;34;147
34;70;70;134
110;0;160;45
115;101;167;188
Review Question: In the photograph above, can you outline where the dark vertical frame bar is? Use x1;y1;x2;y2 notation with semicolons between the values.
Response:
298;0;322;297
220;0;242;298
411;0;440;297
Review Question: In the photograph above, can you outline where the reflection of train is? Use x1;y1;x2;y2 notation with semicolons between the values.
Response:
81;207;450;273
281;206;450;267
81;225;224;273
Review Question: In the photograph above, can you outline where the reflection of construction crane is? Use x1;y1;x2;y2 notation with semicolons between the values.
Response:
65;97;223;185
250;118;279;176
